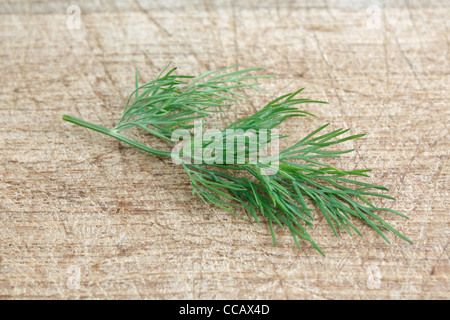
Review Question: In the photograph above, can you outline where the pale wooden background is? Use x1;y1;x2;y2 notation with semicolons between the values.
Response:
0;0;448;299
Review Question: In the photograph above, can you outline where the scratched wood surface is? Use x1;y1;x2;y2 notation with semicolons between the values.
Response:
0;0;448;299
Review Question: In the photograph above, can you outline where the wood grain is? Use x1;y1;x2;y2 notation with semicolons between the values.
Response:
0;0;448;299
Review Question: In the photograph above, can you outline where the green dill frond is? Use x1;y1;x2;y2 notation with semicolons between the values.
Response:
62;64;412;255
228;88;327;130
114;63;272;143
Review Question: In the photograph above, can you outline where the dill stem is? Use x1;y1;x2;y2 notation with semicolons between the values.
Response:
62;115;172;158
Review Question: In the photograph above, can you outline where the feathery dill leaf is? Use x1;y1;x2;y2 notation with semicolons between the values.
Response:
114;63;270;143
62;64;412;255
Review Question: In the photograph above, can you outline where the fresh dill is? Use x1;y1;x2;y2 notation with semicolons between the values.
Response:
62;63;412;255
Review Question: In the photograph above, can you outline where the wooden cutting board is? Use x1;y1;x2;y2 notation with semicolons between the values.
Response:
0;0;448;299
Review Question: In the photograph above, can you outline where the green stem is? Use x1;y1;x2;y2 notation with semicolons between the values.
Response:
62;115;172;158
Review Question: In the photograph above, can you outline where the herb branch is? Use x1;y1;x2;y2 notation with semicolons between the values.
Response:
62;63;412;255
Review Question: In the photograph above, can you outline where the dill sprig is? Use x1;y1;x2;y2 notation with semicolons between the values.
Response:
62;64;412;255
115;63;270;143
